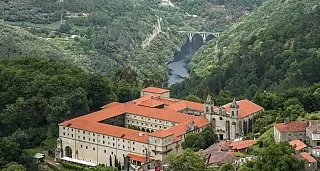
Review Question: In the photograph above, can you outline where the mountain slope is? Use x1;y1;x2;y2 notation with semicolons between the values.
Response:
171;0;320;98
0;0;266;84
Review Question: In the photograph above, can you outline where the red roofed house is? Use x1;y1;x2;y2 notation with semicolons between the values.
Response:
289;139;308;153
230;140;256;153
140;87;170;98
306;121;320;147
296;152;317;171
273;121;309;142
55;87;264;168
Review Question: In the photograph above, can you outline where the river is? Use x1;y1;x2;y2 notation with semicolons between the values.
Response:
167;37;203;86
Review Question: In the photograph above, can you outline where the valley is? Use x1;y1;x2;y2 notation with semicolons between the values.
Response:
5;0;320;170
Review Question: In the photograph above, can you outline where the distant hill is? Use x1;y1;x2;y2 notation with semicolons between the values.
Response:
171;0;320;99
0;0;266;84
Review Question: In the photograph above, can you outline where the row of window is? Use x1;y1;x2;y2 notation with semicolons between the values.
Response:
127;120;167;129
78;144;141;153
63;132;141;148
127;115;173;125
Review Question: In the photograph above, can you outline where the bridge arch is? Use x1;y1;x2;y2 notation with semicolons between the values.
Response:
179;31;220;43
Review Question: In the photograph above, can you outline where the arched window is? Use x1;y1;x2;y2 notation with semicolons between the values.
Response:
212;118;216;128
65;146;72;158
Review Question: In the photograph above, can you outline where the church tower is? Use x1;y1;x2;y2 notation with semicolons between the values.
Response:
230;98;239;118
204;94;214;114
204;95;215;124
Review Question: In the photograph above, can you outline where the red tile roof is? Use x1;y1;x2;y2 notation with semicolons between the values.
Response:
274;121;309;133
156;98;179;106
230;140;256;150
128;153;148;163
141;87;169;94
207;151;235;165
138;99;164;108
100;102;122;109
132;94;158;104
59;102;208;143
289;139;307;151
168;100;209;112
149;117;210;139
299;152;317;163
223;99;264;118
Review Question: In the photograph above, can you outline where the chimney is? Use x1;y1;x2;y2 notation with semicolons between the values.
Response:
284;118;290;124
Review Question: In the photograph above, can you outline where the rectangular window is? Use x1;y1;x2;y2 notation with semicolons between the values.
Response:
63;132;65;135
93;147;95;151
103;141;105;144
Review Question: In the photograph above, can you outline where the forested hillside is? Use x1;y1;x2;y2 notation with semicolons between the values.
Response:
0;57;136;170
171;0;320;99
0;0;265;84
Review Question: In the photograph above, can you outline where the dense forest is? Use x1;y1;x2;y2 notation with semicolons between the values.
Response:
0;57;139;170
171;0;320;98
0;0;265;85
2;0;318;170
170;0;320;138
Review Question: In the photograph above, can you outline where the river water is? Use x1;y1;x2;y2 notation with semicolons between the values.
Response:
167;38;203;86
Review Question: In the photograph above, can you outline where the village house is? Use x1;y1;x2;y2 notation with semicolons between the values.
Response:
289;139;308;153
55;87;264;167
274;120;320;171
200;139;256;166
273;121;309;142
296;152;317;171
306;124;320;147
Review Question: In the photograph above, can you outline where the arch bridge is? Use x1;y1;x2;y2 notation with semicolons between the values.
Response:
178;31;220;43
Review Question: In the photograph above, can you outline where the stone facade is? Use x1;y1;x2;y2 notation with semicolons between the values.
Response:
274;128;306;143
204;97;259;140
56;87;264;167
306;124;320;147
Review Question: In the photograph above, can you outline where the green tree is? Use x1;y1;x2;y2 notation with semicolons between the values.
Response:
283;98;302;109
242;142;304;171
200;127;218;148
0;136;22;167
185;94;203;103
219;163;233;171
284;104;305;119
84;165;118;171
167;149;207;171
2;162;26;171
181;133;205;151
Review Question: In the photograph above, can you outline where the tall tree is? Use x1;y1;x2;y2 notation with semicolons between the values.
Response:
167;149;207;171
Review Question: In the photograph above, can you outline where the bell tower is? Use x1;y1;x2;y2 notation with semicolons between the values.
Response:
204;95;215;124
230;98;239;118
204;94;214;114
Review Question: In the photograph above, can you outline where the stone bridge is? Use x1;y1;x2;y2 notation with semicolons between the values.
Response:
178;31;220;43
